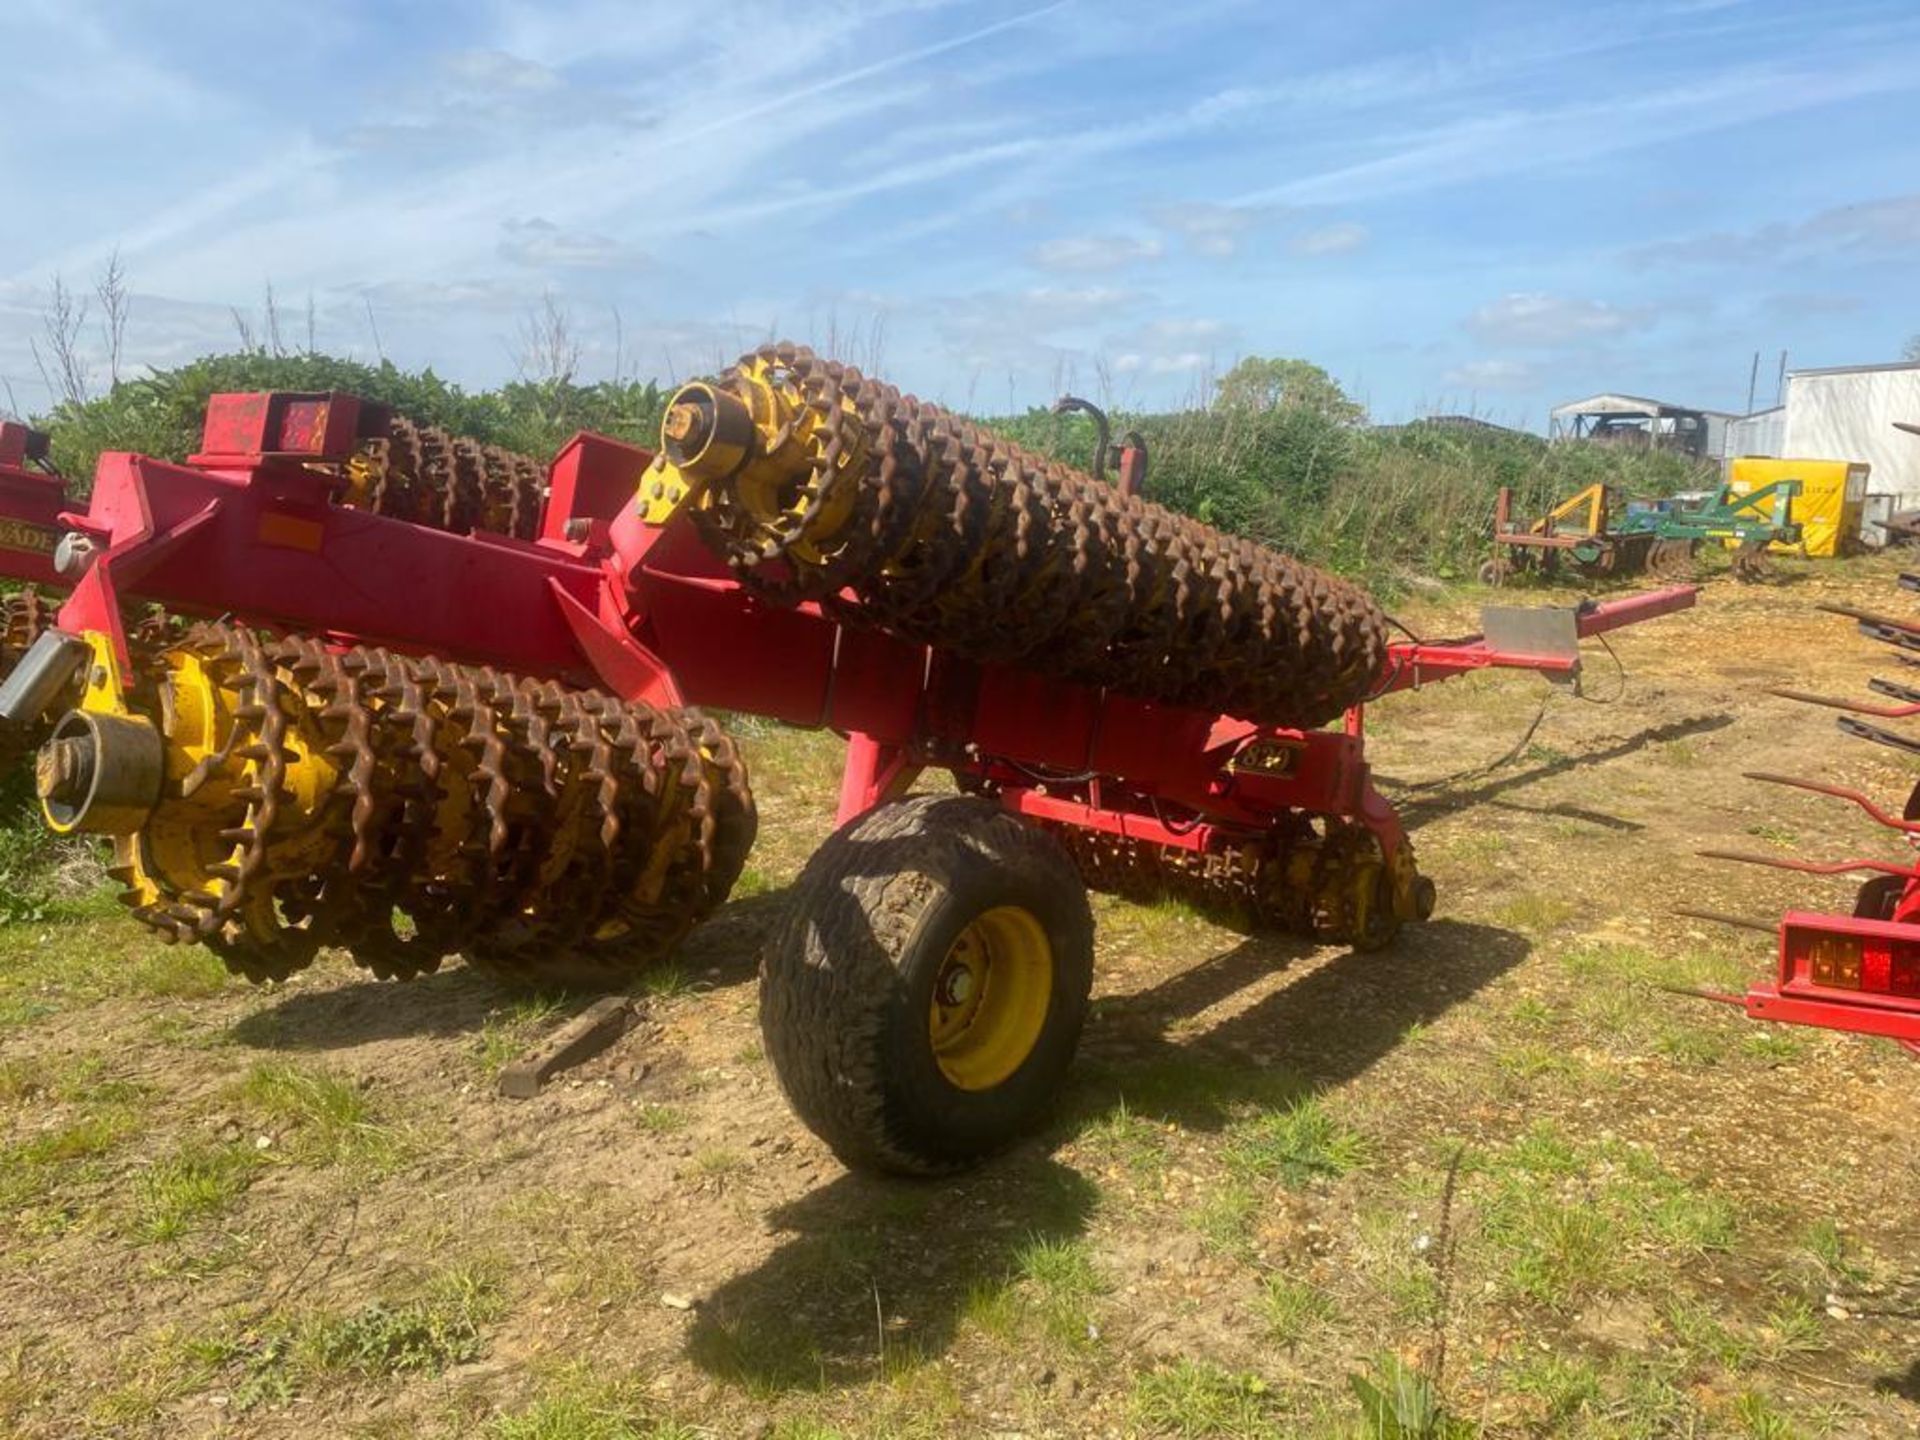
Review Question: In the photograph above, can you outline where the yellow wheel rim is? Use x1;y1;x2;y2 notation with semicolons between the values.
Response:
928;905;1052;1091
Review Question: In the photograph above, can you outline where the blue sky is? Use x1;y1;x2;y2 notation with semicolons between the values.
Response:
2;0;1916;429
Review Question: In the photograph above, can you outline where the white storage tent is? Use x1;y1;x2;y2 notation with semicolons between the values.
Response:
1780;362;1920;502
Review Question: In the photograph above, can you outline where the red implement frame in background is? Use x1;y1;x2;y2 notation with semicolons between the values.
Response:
1705;912;1920;1056
15;401;1699;894
0;422;67;587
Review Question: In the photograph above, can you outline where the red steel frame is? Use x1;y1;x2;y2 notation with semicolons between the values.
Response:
7;391;1698;910
0;421;67;587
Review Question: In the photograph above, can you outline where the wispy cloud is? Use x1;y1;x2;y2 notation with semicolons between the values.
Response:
1148;203;1261;258
1468;293;1653;347
1443;358;1540;391
1030;234;1165;273
1636;191;1920;266
1292;223;1369;257
1;0;1915;420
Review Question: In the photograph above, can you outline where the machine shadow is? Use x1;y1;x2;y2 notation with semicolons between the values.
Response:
1385;712;1734;827
1874;1358;1920;1404
686;900;1526;1394
1063;918;1530;1130
229;888;791;1051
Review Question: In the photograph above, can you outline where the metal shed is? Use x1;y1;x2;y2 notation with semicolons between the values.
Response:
1724;405;1786;461
1781;362;1920;503
1549;393;1733;461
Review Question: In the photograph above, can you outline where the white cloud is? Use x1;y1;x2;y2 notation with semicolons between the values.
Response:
498;218;650;271
1291;222;1369;257
1233;59;1919;210
1148;202;1259;258
1112;351;1210;376
1030;234;1165;273
1638;191;1920;266
1442;359;1540;391
1467;293;1652;348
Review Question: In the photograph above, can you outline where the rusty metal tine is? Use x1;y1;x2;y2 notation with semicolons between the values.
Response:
1740;770;1920;833
1839;715;1920;755
1902;572;1920;594
1869;676;1920;705
1767;686;1920;718
1672;905;1778;934
1820;602;1920;635
1862;623;1920;653
1697;847;1919;878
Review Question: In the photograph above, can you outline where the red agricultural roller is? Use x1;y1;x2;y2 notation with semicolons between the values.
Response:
0;345;1697;1171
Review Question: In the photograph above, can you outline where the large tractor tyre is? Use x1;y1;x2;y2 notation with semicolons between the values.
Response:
760;794;1094;1177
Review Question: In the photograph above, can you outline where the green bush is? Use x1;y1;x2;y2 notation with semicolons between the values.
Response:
995;401;1713;590
39;352;666;492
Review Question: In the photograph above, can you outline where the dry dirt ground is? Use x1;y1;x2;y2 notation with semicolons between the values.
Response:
3;552;1919;1439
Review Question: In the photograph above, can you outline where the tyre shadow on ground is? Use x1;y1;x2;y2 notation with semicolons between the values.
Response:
228;889;790;1051
685;917;1526;1393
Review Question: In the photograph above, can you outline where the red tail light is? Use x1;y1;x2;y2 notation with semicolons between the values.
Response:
1783;919;1920;998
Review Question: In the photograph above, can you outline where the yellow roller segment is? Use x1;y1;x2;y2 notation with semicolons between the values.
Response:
76;633;343;943
643;352;869;561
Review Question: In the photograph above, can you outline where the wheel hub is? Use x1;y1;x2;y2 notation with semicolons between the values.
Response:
928;905;1053;1091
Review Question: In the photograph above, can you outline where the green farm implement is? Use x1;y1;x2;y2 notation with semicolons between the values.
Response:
1485;478;1802;585
1619;478;1803;581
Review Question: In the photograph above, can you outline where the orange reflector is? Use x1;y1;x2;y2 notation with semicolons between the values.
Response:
1808;935;1863;989
257;512;325;552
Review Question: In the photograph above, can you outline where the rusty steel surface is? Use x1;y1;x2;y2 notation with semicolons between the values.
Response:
688;343;1390;730
353;414;547;541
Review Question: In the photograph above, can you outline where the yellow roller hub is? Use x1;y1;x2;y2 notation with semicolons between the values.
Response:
928;905;1052;1091
646;353;867;559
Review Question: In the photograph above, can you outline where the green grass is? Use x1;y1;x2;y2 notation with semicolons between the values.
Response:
960;1234;1109;1354
1223;1097;1370;1186
1758;1296;1825;1360
1257;1275;1333;1347
1506;1352;1602;1428
1800;1218;1868;1285
1493;893;1578;935
1186;1180;1259;1258
1079;1097;1168;1174
196;1263;505;1409
1731;1391;1807;1440
487;1369;699;1440
0;914;232;1027
0;1108;138;1225
1012;1235;1107;1348
475;995;567;1076
632;1102;690;1135
692;1146;746;1180
636;964;692;1001
234;1061;402;1169
1469;1123;1735;1311
0;1055;157;1227
1129;1361;1278;1439
134;1142;259;1242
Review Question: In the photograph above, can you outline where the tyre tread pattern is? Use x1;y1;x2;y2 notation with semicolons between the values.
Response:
760;794;1090;1175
